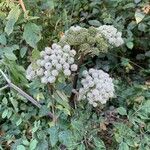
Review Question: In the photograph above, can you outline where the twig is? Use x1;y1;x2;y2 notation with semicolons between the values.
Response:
0;84;9;92
19;0;26;12
0;69;56;120
69;54;84;108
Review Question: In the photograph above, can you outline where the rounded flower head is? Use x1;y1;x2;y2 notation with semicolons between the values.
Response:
97;25;124;47
26;43;78;84
78;68;115;107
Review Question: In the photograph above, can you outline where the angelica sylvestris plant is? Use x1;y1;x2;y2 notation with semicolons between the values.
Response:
78;68;115;107
26;43;78;84
26;25;123;107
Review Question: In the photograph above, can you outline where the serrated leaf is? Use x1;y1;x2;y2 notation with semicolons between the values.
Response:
0;33;6;45
135;10;145;24
29;139;38;150
48;126;59;147
117;107;127;115
119;142;129;150
59;130;75;147
5;5;20;35
23;23;42;48
16;145;26;150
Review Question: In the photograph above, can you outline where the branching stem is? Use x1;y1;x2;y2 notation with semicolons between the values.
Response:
0;69;56;120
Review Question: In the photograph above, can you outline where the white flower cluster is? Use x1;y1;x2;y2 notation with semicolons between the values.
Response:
78;68;115;107
26;43;78;84
97;25;124;47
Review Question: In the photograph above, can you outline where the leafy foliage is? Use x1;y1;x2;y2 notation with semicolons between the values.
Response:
0;0;150;150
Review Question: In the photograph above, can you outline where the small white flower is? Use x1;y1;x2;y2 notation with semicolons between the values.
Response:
89;68;95;74
41;76;48;84
52;59;58;66
44;55;50;62
49;54;56;60
52;43;58;49
67;57;74;64
82;70;88;77
92;72;99;78
64;69;71;76
70;50;76;56
56;55;61;60
40;51;46;57
59;58;66;64
45;47;52;54
71;64;78;71
40;60;46;66
44;70;51;77
51;70;59;76
36;68;44;76
88;81;94;87
45;62;52;70
56;64;62;70
26;75;32;80
63;63;70;69
48;76;56;83
63;53;69;60
92;102;98;107
63;45;71;52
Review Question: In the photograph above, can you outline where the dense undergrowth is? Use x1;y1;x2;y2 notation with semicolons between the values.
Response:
0;0;150;150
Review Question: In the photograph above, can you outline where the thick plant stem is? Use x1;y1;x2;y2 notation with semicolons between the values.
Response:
0;69;56;120
69;55;84;108
19;0;26;12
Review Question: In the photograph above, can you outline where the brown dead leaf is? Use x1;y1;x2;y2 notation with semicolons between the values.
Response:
100;122;107;131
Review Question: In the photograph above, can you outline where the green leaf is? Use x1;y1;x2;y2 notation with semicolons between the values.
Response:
134;0;141;4
29;139;38;150
4;52;17;61
126;41;134;49
119;142;129;150
5;5;20;35
16;145;26;150
2;97;8;105
16;118;22;126
48;126;59;147
93;137;106;150
2;109;8;119
77;144;86;150
117;107;127;115
20;47;27;58
31;49;40;61
135;10;145;24
0;33;6;45
88;20;101;27
59;130;75;147
23;23;42;48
